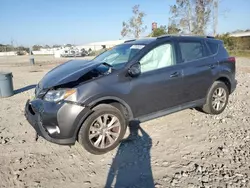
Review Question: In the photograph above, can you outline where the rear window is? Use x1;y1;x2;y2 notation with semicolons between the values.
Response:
206;41;219;55
179;42;205;62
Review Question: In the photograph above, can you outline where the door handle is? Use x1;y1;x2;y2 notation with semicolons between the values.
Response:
170;72;180;78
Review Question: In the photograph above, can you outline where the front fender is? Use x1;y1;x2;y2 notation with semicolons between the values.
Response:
86;95;134;120
72;96;134;140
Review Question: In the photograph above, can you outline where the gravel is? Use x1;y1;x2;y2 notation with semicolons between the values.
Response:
0;57;250;188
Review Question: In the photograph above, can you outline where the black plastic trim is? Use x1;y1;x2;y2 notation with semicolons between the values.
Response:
24;100;76;145
137;99;205;123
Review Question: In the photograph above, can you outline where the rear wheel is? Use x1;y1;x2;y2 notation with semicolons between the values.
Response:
78;104;126;155
202;81;229;114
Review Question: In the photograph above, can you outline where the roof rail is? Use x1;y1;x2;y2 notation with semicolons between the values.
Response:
206;35;215;38
124;39;136;43
177;34;215;38
156;34;172;39
157;34;215;39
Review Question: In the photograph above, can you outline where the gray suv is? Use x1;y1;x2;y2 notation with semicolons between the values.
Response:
25;35;237;154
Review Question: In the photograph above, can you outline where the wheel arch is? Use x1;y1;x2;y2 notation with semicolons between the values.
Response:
215;75;232;93
74;96;133;142
88;96;134;121
204;74;232;105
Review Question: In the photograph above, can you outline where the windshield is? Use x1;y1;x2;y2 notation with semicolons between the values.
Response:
93;44;145;68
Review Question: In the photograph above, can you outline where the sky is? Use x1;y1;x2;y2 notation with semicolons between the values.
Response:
0;0;250;46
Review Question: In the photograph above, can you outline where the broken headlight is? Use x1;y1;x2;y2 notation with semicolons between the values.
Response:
44;89;76;102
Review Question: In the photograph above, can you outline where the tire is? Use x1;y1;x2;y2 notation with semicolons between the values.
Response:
78;104;127;155
202;81;229;115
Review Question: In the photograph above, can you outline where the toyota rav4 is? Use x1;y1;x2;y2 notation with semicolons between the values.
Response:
25;35;237;155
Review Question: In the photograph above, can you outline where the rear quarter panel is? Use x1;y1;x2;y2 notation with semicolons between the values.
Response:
216;44;236;82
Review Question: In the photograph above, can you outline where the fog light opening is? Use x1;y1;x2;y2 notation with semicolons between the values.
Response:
47;126;60;135
55;126;60;134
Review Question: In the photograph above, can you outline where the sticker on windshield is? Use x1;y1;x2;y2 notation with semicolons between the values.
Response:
130;45;145;50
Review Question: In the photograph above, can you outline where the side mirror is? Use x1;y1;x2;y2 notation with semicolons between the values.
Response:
128;63;141;77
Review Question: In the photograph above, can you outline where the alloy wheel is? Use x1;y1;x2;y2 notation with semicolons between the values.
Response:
212;87;227;111
88;114;121;149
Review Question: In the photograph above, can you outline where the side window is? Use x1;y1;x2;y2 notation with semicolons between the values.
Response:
179;42;205;62
140;43;176;73
206;41;219;55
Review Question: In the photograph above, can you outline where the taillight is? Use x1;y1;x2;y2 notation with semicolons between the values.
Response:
228;57;235;63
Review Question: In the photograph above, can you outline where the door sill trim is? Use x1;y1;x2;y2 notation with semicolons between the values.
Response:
136;98;205;123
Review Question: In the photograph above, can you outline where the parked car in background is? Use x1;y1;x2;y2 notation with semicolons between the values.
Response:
25;35;237;155
81;48;89;56
61;48;89;57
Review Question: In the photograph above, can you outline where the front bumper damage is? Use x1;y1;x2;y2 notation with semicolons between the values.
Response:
24;99;90;145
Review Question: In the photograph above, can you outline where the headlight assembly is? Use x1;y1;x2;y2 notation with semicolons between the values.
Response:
44;89;76;102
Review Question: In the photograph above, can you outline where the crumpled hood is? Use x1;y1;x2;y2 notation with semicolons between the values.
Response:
39;59;104;89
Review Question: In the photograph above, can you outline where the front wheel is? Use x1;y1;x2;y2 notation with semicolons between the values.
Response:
78;104;127;155
202;81;229;115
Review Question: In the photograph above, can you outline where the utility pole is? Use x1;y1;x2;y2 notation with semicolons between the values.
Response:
213;0;218;36
29;45;35;65
11;38;14;52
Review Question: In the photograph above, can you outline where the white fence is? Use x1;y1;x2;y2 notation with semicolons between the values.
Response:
32;50;54;55
0;51;17;56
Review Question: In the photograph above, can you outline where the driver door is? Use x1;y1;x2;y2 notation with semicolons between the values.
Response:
128;42;184;118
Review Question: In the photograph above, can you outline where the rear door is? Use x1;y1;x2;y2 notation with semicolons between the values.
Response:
176;38;217;104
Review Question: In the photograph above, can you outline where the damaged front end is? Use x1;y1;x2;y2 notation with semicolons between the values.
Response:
25;97;88;145
25;60;113;145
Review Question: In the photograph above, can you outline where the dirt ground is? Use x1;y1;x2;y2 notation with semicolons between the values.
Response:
0;56;250;188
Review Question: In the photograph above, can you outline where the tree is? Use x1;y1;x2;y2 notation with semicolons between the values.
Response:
44;44;50;49
150;25;168;37
169;0;193;34
121;5;147;38
167;23;181;34
0;44;13;52
212;0;218;36
65;44;73;47
193;0;213;35
216;34;233;50
149;23;181;37
169;0;213;35
17;46;29;53
52;45;61;48
32;45;42;51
